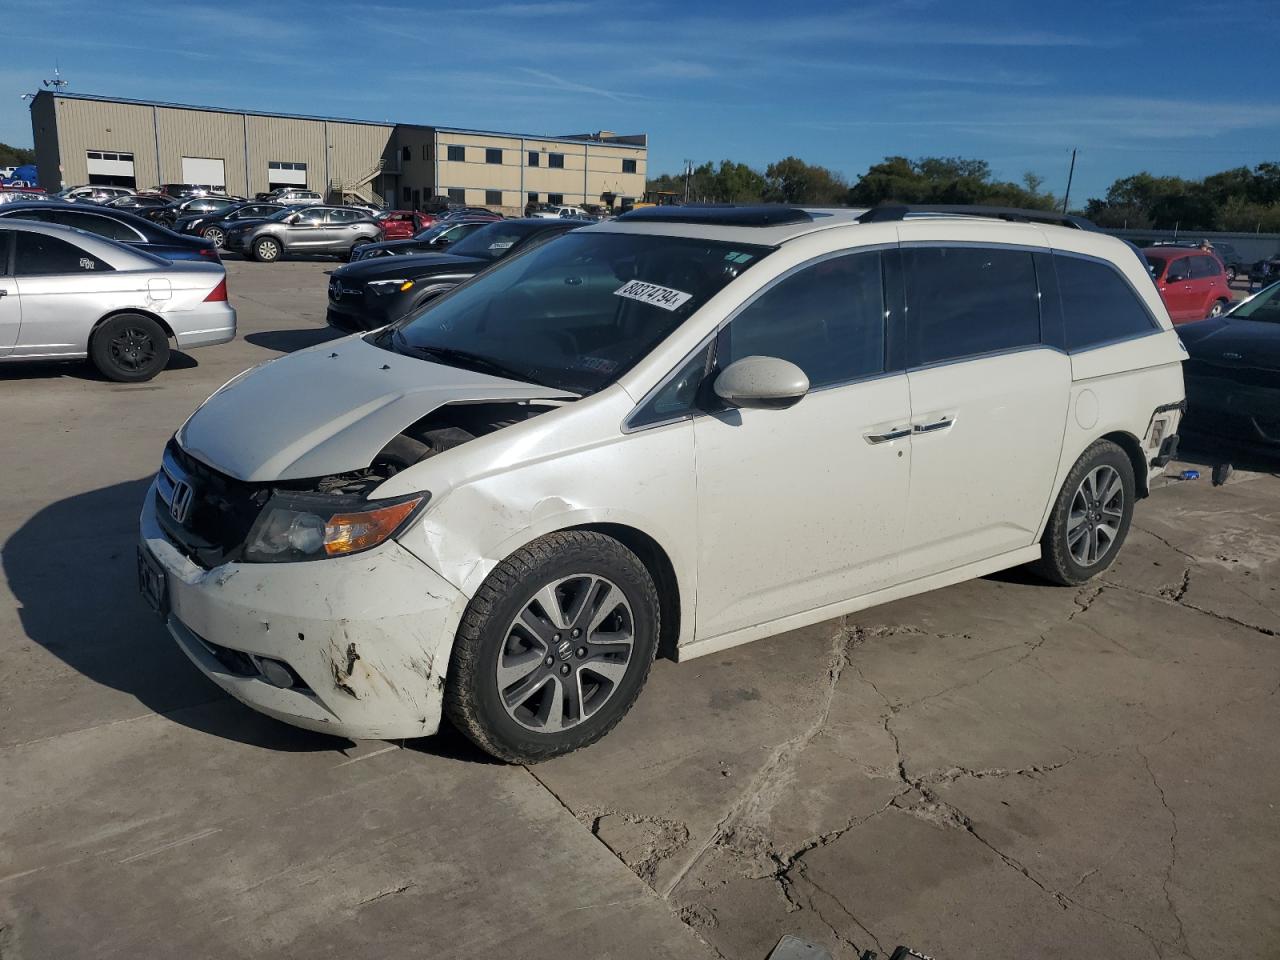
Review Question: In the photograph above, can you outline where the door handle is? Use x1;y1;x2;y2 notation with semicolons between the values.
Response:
913;418;955;435
864;427;911;444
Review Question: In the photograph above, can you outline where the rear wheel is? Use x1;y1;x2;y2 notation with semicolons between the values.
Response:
445;531;660;763
1226;266;1237;282
202;225;225;248
1208;298;1229;318
89;313;170;383
1033;439;1135;586
253;237;281;262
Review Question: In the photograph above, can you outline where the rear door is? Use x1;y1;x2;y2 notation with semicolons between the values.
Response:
323;208;365;251
1189;254;1225;318
896;237;1071;579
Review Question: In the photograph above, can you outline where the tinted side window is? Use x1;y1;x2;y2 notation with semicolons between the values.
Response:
720;251;886;389
1167;256;1192;281
295;209;326;225
903;246;1040;366
1055;254;1157;351
327;209;360;223
1190;255;1218;279
14;232;113;275
59;212;140;242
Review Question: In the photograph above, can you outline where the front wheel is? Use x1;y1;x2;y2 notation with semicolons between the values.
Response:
89;313;171;382
253;237;281;262
1033;439;1135;586
445;531;660;763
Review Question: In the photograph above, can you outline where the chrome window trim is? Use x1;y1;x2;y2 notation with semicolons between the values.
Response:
622;243;899;434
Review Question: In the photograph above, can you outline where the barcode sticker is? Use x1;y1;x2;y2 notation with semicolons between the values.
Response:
613;279;692;312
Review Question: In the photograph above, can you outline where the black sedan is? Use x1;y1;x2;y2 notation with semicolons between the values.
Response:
350;217;494;262
326;218;588;332
173;202;288;248
141;195;243;227
0;201;219;263
1178;281;1280;448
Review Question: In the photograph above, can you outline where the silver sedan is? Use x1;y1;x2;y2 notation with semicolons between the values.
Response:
0;219;235;381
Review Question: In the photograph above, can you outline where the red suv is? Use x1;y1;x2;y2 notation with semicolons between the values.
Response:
377;210;431;240
1143;247;1231;323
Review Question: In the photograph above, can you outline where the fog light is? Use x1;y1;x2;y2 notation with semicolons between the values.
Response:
256;656;296;689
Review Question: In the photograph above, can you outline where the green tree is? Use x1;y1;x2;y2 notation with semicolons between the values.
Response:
763;156;847;204
847;155;1055;210
0;142;36;167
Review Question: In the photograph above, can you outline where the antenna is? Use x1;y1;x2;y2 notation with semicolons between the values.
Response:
42;64;68;91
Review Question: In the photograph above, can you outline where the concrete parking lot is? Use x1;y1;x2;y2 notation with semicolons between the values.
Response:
2;259;1278;960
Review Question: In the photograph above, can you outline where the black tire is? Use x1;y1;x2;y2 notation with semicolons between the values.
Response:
253;236;281;262
89;313;171;383
1033;439;1135;586
445;531;660;763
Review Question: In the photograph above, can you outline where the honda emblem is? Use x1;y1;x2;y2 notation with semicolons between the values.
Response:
170;481;194;525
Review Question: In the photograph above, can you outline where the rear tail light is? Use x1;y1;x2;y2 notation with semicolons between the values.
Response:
204;277;228;302
200;247;220;261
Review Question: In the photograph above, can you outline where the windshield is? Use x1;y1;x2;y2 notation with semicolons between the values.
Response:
413;222;453;242
448;222;546;261
1228;282;1280;323
377;231;771;393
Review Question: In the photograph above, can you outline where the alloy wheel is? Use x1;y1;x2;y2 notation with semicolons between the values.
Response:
204;226;225;247
257;239;279;261
496;575;635;733
1067;465;1124;566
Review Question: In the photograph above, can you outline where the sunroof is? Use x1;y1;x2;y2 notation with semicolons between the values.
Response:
615;205;814;227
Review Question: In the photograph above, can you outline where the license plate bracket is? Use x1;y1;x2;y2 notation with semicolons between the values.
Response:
137;546;169;618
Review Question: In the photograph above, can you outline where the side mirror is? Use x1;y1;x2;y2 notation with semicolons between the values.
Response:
713;356;809;410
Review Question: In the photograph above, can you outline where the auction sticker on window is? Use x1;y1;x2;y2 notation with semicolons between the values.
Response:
614;279;692;312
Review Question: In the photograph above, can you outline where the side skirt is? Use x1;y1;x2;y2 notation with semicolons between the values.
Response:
674;544;1043;662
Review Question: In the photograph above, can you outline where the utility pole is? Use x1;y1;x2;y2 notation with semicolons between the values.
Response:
683;159;693;203
1061;148;1076;214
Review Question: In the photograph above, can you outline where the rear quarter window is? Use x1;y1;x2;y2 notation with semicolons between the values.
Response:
1054;253;1158;351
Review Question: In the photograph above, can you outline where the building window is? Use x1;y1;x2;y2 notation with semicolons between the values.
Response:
268;160;308;190
548;153;565;169
423;144;432;160
447;145;465;162
548;193;564;205
527;151;540;167
448;188;466;202
622;158;637;174
485;148;502;165
403;186;411;202
401;146;411;162
527;192;539;203
485;190;503;206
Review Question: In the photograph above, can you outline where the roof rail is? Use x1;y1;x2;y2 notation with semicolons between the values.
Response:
856;204;1094;230
615;204;814;227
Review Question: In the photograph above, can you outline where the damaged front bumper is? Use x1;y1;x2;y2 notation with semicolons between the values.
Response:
140;483;468;740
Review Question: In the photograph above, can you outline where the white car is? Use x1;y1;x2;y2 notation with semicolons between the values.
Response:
531;204;588;219
138;204;1185;761
0;219;235;381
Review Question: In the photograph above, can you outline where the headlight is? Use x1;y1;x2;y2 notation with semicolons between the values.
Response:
367;278;414;295
243;491;427;563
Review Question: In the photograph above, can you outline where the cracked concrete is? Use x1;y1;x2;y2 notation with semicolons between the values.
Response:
3;260;1279;959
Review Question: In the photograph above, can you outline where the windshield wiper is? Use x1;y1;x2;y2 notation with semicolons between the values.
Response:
396;336;543;385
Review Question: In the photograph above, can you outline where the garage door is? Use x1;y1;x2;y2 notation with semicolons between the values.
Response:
181;157;226;191
86;150;136;187
268;161;307;188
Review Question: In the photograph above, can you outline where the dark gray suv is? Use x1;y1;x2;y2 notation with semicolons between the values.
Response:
222;206;382;262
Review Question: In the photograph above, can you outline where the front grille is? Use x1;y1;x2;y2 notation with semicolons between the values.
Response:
155;440;270;568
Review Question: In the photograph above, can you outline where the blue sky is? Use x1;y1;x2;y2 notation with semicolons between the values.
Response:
4;0;1278;201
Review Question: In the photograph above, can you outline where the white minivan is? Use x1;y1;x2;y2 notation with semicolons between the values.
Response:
138;205;1185;761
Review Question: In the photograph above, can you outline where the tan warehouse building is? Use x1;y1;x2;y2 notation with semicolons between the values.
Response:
29;91;648;215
